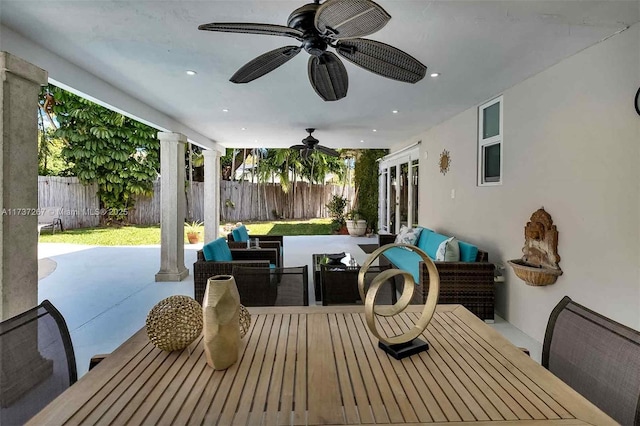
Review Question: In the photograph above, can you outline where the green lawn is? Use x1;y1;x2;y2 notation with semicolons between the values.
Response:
38;219;332;246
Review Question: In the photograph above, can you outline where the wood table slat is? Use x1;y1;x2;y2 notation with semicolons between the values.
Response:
264;314;293;425
247;313;285;426
344;313;394;424
437;312;547;420
307;312;343;424
328;314;361;424
429;314;523;421
277;314;298;426
375;315;434;422
26;305;617;426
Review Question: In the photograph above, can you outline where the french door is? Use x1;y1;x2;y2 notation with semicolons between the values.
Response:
378;145;420;234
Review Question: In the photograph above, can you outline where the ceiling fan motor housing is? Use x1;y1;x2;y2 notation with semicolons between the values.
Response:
288;3;328;56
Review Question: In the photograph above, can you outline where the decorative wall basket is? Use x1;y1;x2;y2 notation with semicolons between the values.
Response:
508;208;562;286
146;295;203;352
358;243;440;360
203;275;241;370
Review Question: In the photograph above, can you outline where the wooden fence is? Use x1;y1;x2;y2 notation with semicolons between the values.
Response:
38;177;355;228
38;176;100;229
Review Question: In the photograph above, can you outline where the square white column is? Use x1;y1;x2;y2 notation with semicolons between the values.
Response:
0;52;47;319
155;132;189;282
203;149;220;243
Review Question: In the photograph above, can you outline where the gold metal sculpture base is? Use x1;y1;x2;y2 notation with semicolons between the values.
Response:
379;338;429;360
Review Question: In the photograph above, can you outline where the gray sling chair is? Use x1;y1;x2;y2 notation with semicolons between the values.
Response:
0;300;77;426
543;296;640;425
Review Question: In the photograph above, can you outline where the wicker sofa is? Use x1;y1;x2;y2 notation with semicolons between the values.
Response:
193;240;278;304
379;230;495;320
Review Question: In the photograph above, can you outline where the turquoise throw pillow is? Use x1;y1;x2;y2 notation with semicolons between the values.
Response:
202;237;233;261
232;225;250;242
458;241;479;262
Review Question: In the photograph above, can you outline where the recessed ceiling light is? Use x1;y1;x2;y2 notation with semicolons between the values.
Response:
185;70;197;76
430;72;440;78
372;129;377;132
241;127;246;131
392;110;399;114
222;108;229;112
360;140;364;143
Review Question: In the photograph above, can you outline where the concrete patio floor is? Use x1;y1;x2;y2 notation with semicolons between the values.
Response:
37;235;541;378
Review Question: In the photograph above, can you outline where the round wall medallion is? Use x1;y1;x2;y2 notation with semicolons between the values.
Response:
439;149;451;175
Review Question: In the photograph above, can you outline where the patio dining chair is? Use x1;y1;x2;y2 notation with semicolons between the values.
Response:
0;300;77;426
232;265;309;306
543;296;640;426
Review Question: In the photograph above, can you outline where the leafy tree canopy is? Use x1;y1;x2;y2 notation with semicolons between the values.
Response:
43;85;160;224
354;149;388;230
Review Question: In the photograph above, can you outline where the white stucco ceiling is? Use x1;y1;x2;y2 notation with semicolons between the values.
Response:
1;1;638;150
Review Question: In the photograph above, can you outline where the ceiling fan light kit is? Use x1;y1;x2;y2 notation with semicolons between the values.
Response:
199;0;428;101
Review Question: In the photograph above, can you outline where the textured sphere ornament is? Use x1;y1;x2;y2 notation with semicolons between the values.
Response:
358;243;440;346
239;305;251;339
146;295;203;352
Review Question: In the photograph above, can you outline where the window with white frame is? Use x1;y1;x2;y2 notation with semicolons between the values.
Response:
477;96;503;186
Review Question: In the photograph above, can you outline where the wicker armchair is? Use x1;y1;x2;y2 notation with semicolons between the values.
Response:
193;247;278;304
379;233;495;321
227;241;282;267
227;232;284;258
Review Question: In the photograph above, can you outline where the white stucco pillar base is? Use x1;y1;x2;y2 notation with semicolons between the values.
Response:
203;150;220;243
155;132;188;282
0;52;47;320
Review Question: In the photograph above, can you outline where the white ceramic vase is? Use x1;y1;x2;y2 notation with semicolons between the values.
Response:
202;275;241;370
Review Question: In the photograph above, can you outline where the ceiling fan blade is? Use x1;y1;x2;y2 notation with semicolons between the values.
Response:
316;145;340;157
290;144;307;150
315;0;390;39
336;38;427;83
308;52;348;101
198;23;304;40
230;46;302;83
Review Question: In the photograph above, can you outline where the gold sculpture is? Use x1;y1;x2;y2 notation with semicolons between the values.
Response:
358;243;439;358
203;275;241;370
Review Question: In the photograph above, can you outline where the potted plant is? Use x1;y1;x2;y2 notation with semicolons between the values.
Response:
326;195;348;235
345;210;367;237
185;220;203;244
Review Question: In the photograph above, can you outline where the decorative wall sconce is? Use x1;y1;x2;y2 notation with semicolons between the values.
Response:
508;208;563;286
439;150;451;175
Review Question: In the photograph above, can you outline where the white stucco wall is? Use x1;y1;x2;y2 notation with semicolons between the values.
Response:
395;23;640;342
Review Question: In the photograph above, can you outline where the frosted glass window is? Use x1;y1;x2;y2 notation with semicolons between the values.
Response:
478;96;503;185
483;102;500;139
483;144;500;182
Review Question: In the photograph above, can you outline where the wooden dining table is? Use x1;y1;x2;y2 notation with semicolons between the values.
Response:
28;305;616;425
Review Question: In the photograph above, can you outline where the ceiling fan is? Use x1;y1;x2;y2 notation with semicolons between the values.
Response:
198;0;427;101
290;128;339;158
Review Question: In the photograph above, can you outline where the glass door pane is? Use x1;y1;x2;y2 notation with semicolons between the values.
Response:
399;162;409;229
380;168;388;232
412;160;419;226
389;166;397;232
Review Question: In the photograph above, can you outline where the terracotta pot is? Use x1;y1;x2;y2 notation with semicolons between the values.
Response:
202;275;241;370
187;232;200;244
